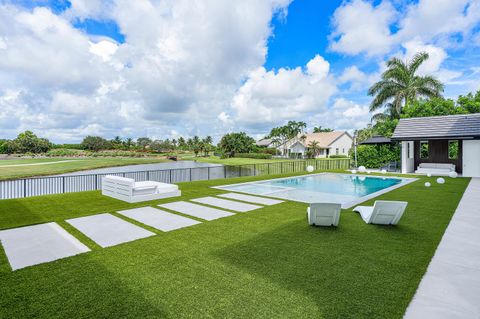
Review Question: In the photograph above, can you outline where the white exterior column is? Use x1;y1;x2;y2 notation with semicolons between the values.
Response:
401;141;415;174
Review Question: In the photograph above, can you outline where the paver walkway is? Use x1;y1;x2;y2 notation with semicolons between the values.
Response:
67;213;155;248
218;193;283;205
191;197;262;212
0;222;89;270
118;207;201;232
405;178;480;319
159;201;235;221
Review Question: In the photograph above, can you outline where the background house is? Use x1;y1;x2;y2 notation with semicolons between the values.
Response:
277;131;353;158
391;113;480;177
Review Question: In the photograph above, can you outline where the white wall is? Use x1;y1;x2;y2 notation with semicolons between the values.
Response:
290;142;305;155
329;134;353;156
401;141;415;173
463;140;480;177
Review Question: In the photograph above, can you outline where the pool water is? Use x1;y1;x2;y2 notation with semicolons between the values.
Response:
215;173;411;208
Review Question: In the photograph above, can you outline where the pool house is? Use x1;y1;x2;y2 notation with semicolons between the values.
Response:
391;113;480;177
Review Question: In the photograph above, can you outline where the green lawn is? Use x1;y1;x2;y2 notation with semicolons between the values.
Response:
0;171;469;318
0;157;169;181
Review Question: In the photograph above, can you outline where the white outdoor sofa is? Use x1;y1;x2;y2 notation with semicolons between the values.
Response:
101;175;181;203
307;203;342;227
353;200;408;225
415;163;455;176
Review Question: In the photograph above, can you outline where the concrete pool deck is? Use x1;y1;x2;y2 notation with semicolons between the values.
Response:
405;178;480;319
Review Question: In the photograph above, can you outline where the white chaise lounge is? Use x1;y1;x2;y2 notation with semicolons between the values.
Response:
307;203;341;227
353;200;408;225
415;163;455;176
101;175;181;203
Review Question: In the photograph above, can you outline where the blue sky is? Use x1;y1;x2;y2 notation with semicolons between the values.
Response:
0;0;479;142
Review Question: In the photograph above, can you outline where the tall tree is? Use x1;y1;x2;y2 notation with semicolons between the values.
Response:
368;52;444;120
268;121;306;157
308;141;321;158
313;126;333;133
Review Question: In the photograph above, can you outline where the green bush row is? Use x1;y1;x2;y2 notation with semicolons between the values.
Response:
328;155;348;158
234;153;273;159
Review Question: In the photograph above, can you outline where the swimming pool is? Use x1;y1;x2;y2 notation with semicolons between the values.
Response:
214;173;416;208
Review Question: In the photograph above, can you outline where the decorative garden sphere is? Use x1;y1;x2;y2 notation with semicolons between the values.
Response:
436;177;445;184
449;171;458;178
351;169;357;174
367;170;371;174
358;166;366;173
306;165;314;173
425;182;431;187
427;173;432;177
381;169;387;174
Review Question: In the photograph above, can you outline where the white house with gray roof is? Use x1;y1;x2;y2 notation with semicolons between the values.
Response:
391;113;480;177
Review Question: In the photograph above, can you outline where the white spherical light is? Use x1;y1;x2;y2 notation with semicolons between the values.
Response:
306;165;314;173
425;182;431;187
449;171;458;178
358;166;366;173
436;177;445;184
427;173;432;177
367;170;371;174
381;169;387;174
351;169;357;174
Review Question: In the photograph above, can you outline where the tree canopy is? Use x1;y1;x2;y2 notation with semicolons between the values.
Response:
218;132;255;157
369;52;444;120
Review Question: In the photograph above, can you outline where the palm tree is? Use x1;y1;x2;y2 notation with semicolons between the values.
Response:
308;141;321;158
368;52;444;120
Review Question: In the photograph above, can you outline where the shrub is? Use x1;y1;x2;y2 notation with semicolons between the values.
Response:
329;155;348;158
6;131;52;154
46;148;84;157
81;136;109;152
234;153;272;159
354;144;400;168
218;132;256;157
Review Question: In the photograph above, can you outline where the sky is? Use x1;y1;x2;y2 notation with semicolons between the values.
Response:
0;0;479;143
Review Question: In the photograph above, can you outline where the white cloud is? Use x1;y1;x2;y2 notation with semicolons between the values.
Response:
401;40;462;83
231;55;337;127
0;1;293;142
329;0;397;56
317;98;370;132
398;0;480;45
329;0;480;56
338;66;379;91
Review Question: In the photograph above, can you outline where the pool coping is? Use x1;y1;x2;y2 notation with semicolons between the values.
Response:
212;173;418;209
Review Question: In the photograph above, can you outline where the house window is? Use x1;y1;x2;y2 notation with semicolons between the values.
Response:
320;149;324;155
420;141;429;159
448;140;459;159
407;142;412;159
336;148;339;155
342;148;345;153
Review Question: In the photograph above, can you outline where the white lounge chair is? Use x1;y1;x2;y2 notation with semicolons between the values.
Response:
101;175;181;203
353;200;408;225
307;203;341;227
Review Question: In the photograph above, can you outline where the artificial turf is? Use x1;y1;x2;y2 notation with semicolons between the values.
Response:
0;172;470;318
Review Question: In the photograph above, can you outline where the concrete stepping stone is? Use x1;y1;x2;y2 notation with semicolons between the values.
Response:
218;193;284;206
0;222;90;271
118;207;201;232
191;196;262;212
66;213;155;248
159;201;234;221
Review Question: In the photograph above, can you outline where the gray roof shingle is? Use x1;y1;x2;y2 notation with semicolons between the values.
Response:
391;113;480;140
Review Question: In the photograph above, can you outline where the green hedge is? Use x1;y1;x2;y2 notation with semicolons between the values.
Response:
329;155;348;158
355;144;400;168
234;153;272;159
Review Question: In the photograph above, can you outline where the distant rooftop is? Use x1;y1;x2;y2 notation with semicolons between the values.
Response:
256;138;273;147
392;113;480;140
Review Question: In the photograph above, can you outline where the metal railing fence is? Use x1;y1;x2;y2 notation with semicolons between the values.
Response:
0;158;351;200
